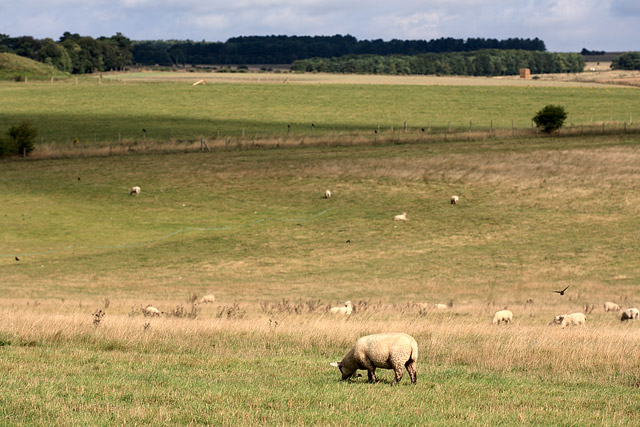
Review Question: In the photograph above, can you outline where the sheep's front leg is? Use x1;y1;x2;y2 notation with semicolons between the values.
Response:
392;366;404;385
367;369;377;383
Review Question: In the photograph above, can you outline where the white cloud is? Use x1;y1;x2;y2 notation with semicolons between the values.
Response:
371;12;443;40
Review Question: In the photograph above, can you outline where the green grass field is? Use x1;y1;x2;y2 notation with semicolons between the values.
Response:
2;128;640;424
1;79;639;148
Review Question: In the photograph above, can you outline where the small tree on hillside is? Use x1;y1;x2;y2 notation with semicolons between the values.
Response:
533;105;567;133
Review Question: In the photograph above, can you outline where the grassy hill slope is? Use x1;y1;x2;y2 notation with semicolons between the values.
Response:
0;53;69;81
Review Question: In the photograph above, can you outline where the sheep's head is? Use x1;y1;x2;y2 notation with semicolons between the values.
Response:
330;362;358;380
549;315;564;326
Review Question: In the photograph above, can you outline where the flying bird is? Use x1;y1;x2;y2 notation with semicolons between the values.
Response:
552;285;570;295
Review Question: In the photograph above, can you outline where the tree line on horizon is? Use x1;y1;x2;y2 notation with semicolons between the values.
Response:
0;32;637;75
291;50;586;76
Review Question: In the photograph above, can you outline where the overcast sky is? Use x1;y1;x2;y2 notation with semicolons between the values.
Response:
1;0;638;52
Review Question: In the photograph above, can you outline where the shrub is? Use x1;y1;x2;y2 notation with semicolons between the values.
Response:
533;105;567;133
2;120;37;157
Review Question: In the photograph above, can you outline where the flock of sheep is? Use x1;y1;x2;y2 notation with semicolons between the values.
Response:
129;187;637;385
483;302;638;327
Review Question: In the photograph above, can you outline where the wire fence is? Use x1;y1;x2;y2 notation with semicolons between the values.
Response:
25;120;640;160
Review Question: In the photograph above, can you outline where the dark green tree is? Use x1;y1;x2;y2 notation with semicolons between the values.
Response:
7;120;37;156
533;105;567;133
611;52;640;70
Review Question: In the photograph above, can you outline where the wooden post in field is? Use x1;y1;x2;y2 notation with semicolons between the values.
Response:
50;76;54;84
404;121;407;132
75;77;78;85
24;76;28;84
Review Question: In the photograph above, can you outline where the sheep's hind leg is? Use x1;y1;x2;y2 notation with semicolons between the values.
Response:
367;369;377;383
406;360;417;384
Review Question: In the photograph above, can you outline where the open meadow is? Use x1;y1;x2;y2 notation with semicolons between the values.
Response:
1;72;639;152
2;74;640;425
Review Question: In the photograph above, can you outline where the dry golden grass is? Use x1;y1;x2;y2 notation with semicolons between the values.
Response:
105;70;631;88
3;298;640;386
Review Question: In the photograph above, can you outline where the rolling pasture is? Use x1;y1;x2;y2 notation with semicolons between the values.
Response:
1;76;640;425
1;76;639;150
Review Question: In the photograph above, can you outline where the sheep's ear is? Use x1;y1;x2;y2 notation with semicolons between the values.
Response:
330;362;340;367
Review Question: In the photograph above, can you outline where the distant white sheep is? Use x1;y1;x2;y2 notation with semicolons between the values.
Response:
549;312;586;328
450;195;459;205
144;305;160;317
324;190;332;199
417;302;451;310
621;308;639;322
199;294;215;304
330;332;418;385
394;212;407;221
493;309;513;325
129;186;141;196
330;300;353;315
603;301;620;312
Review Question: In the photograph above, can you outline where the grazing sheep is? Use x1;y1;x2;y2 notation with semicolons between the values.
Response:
324;190;332;199
492;309;513;325
129;186;141;196
144;305;160;317
330;332;418;385
330;300;353;315
450;195;459;205
549;312;586;328
394;212;407;221
199;294;215;304
621;308;639;322
604;302;620;312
